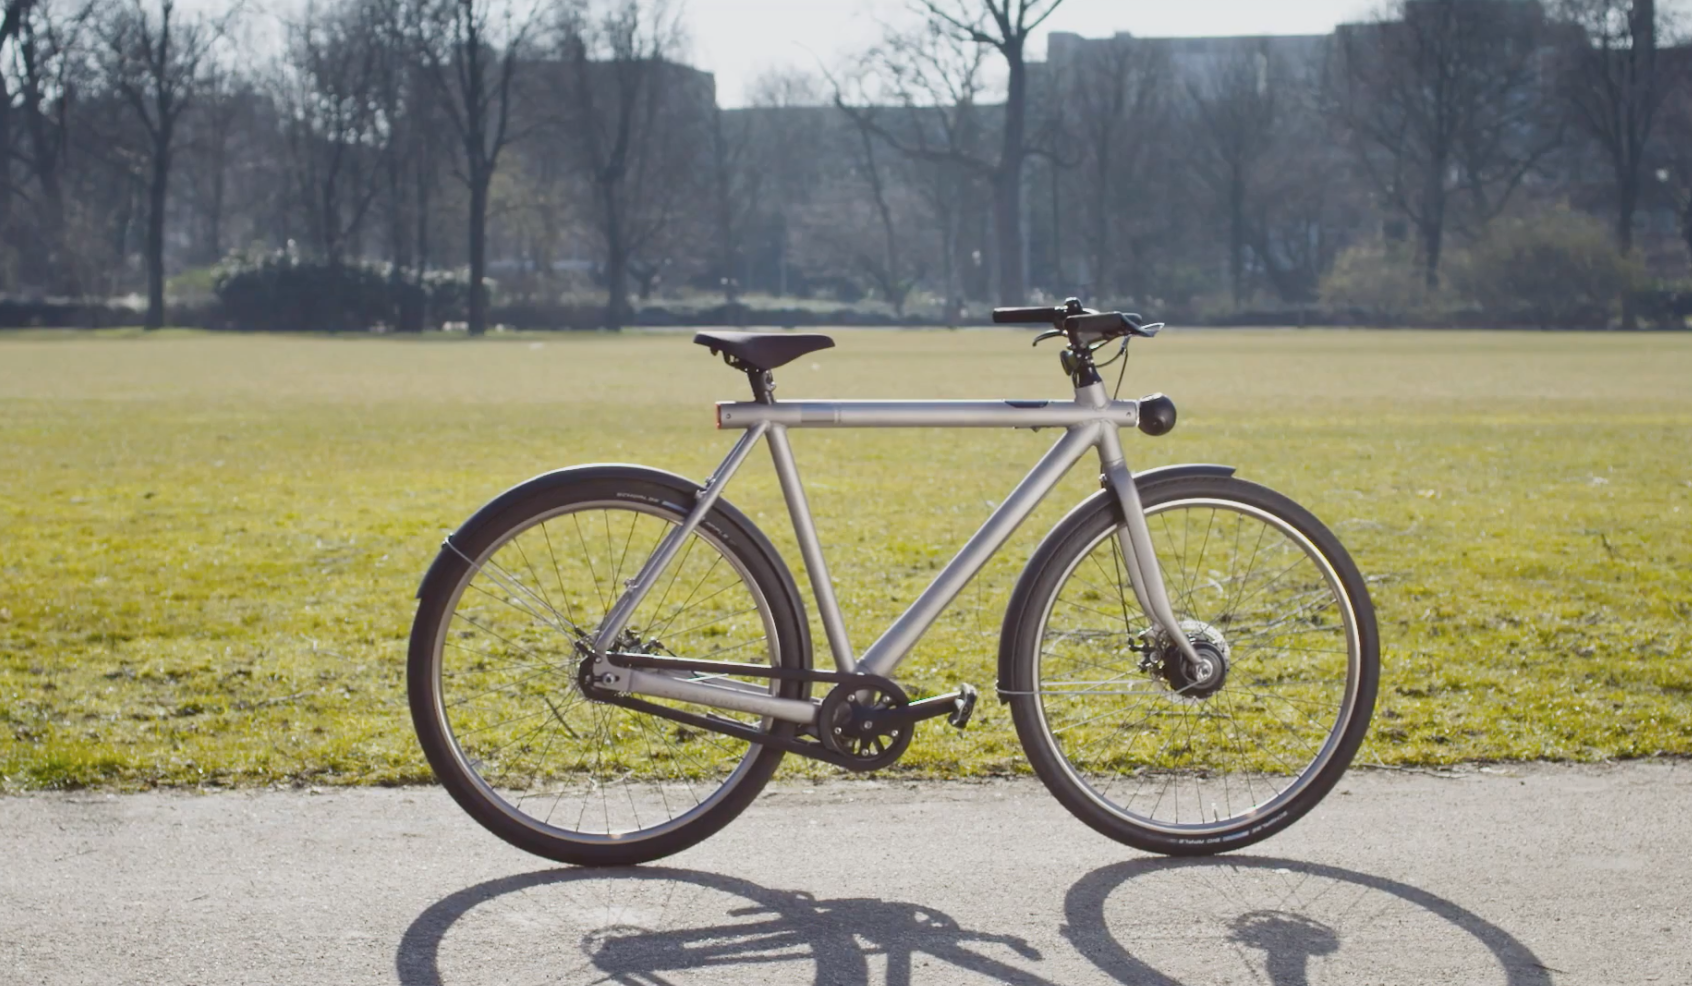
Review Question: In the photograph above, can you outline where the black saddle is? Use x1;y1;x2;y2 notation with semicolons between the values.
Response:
693;331;835;372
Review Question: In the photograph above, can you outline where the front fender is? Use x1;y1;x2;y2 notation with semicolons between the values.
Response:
995;462;1237;696
1133;463;1236;486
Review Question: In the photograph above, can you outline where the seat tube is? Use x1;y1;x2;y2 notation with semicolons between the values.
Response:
1096;425;1205;666
766;424;856;673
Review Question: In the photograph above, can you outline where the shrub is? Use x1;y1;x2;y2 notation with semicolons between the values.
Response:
1629;279;1692;329
212;252;480;332
0;297;136;328
1447;208;1644;329
1319;239;1435;323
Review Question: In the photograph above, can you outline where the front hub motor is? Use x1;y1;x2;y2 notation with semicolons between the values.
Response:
1158;620;1231;700
818;680;912;771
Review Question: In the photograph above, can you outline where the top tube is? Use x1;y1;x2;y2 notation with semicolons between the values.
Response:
715;398;1142;431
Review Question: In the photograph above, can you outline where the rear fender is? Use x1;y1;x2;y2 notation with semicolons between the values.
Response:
413;463;813;670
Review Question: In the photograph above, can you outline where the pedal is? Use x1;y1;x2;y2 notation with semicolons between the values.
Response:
949;684;978;729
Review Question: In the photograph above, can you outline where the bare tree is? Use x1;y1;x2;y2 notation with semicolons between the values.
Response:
837;21;994;307
838;114;923;316
1;0;30;278
868;0;1065;305
743;68;830;297
1656;74;1692;269
355;0;443;329
98;0;219;328
5;0;94;293
1247;101;1361;306
176;63;254;265
1330;0;1562;289
707;105;759;304
1187;42;1284;310
1054;35;1166;302
415;0;534;335
1557;0;1678;326
554;0;698;330
276;0;390;266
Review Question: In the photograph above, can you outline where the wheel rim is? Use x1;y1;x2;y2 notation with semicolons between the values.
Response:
1031;497;1363;836
428;500;783;845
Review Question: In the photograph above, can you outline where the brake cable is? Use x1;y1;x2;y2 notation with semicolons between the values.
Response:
1096;336;1132;400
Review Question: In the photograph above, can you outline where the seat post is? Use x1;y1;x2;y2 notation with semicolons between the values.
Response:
747;368;775;404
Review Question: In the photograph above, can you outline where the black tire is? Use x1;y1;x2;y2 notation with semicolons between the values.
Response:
1002;475;1378;855
408;467;811;867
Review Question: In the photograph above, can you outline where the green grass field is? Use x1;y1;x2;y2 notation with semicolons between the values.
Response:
2;327;1689;791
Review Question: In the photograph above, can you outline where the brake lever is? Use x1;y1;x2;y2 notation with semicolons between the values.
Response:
1032;329;1066;346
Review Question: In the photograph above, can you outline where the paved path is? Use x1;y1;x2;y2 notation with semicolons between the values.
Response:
2;763;1687;985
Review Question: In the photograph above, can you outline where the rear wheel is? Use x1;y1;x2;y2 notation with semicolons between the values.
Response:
1003;476;1378;855
408;470;809;866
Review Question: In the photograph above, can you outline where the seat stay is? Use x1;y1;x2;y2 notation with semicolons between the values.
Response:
591;421;770;656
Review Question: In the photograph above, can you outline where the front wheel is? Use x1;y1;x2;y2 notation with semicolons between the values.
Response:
1002;475;1378;855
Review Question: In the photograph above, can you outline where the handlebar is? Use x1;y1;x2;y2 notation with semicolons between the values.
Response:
992;304;1163;340
992;307;1058;324
995;298;1165;388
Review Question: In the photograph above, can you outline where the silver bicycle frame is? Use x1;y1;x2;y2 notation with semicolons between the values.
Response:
591;380;1201;726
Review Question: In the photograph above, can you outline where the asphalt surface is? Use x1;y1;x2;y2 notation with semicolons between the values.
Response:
2;763;1687;985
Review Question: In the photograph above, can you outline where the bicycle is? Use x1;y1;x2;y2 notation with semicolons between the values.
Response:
407;300;1380;867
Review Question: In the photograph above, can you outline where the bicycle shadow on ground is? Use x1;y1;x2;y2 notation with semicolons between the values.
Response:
395;866;1057;986
1063;855;1555;986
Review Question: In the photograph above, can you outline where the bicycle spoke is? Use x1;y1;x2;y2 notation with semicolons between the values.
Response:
1030;491;1364;838
428;497;782;848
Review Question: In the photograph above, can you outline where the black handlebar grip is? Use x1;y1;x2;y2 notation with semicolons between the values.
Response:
993;307;1057;324
1066;311;1128;335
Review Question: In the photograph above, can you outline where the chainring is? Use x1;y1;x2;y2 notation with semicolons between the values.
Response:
817;679;913;771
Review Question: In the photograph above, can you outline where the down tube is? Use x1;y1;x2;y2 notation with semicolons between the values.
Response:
856;422;1102;678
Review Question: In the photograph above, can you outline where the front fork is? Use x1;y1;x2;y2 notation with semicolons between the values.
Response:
1097;417;1206;669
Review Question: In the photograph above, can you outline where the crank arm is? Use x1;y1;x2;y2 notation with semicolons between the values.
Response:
879;685;979;730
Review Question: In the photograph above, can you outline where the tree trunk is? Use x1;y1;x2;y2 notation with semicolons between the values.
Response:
1090;154;1110;299
994;47;1028;305
942;213;959;324
604;189;628;331
1680;196;1692;275
0;80;11;286
399;170;428;334
1229;164;1246;310
1420;164;1447;291
206;155;225;261
1421;219;1444;293
467;170;488;336
322;183;342;268
144;145;170;331
38;167;69;294
1618;176;1638;329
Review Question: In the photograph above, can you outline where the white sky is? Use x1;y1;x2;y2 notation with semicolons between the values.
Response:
684;0;1381;106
